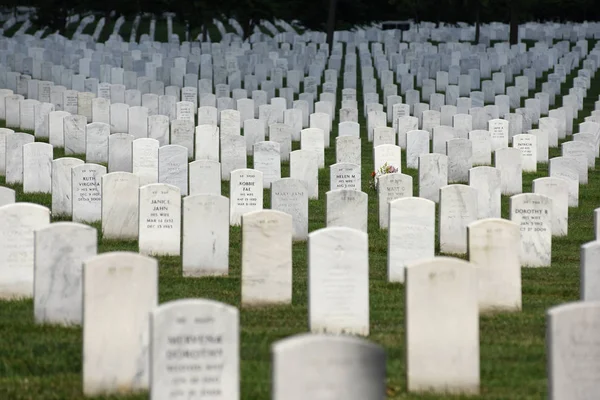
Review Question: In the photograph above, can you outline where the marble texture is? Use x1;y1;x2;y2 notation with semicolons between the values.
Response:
0;203;50;299
581;241;600;301
269;123;293;162
271;178;309;241
138;183;181;256
330;163;361;191
170;119;194;157
378;173;413;229
513;134;537;173
243;119;266;155
108;133;134;173
335;136;361;166
308;227;369;335
147;115;169;146
406;130;430;169
5;95;23;128
338;121;360;137
326;189;368;233
468;166;502;219
48;111;70;147
272;334;385;400
452;113;473;139
509;193;552;267
494;147;523;196
229;169;263;226
195;125;220;162
387;197;435;283
310;112;332;147
142;93;159;115
300;128;325;168
101;172;140;240
447;138;473;183
34;222;97;324
133;138;159;186
0;128;14;175
283;108;303;141
528;129;549;164
290;150;319;200
189;160;221;195
85;122;110;164
468;130;491;165
488;119;509;151
549;156;579;207
397;116;418;148
220;109;241;136
72;163;107;223
562;141;591;183
373;144;402;173
0;186;16;206
83;252;158;395
406;257;479;395
5;132;34;184
439;184;478;255
547;302;600;400
533;177;569;237
539;117;560;148
64;114;87;155
237;98;255;127
109;103;129;134
34;102;55;139
158;145;188;196
468;218;521;312
92;97;110;124
220;134;247;181
418;153;448;203
125;89;142;108
422;110;441;134
432;126;456;155
150;299;239;400
157;99;173;119
253;141;281;188
19;99;38;131
0;89;14;120
128;106;149;139
367;110;386;142
572;133;597;165
77;92;95;121
182;194;230;277
241;210;292;306
197;105;216;125
23;142;53;194
506;113;525;142
51;157;84;216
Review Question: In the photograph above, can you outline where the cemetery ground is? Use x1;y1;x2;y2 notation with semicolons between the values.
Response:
2;16;292;44
0;38;598;399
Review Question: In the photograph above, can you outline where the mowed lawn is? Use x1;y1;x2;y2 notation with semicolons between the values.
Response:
0;35;598;399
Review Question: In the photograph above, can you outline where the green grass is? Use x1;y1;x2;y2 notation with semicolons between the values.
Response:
3;20;24;37
97;18;117;43
0;36;599;399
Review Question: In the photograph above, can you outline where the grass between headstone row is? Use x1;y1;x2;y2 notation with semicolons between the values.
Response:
0;40;598;400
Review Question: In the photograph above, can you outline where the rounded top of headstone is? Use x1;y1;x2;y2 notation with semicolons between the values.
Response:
309;226;368;242
83;251;158;268
271;333;383;353
547;301;600;317
36;221;96;235
151;298;238;317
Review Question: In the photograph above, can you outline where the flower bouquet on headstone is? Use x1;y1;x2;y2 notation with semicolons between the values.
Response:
369;162;398;191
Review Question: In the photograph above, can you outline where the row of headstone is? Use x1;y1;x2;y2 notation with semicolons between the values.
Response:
2;21;600;400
